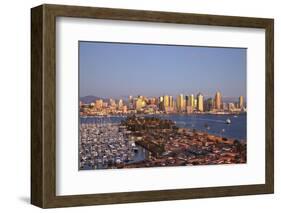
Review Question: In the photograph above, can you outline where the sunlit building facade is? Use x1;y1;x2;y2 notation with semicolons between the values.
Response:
214;91;222;110
176;94;185;111
197;93;204;112
239;96;244;109
189;94;194;108
95;99;103;110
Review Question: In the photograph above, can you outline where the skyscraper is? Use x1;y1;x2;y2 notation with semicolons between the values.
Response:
135;97;145;111
189;94;194;108
159;96;164;111
118;99;123;109
135;98;143;111
128;96;133;105
239;96;244;109
176;94;184;111
214;91;222;110
197;93;204;112
185;95;189;106
205;98;213;111
169;96;173;108
109;98;116;107
164;95;169;108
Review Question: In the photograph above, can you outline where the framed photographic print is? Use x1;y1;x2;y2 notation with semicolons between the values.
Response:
31;4;274;208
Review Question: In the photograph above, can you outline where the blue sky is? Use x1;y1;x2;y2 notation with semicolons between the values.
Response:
79;41;246;99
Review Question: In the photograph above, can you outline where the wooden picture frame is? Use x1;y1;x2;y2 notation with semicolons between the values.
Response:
31;4;274;208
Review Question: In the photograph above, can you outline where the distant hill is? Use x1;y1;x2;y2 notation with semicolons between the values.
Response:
80;95;109;104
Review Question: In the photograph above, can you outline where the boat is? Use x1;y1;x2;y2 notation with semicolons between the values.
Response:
225;118;231;124
204;123;210;130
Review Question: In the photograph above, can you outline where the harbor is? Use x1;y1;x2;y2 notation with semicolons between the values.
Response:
79;123;148;170
81;113;247;140
79;115;246;170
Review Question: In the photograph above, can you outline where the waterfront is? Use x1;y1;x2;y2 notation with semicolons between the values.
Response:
80;114;246;140
79;122;149;170
79;114;246;170
78;42;247;170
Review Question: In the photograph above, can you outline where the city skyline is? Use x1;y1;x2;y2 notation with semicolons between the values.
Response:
79;41;247;170
80;91;246;116
80;92;245;102
79;41;247;99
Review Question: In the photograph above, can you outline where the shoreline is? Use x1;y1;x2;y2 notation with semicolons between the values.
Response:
79;116;246;170
80;111;247;118
80;114;247;141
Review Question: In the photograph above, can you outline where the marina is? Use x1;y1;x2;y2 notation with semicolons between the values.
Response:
79;115;246;170
79;123;148;170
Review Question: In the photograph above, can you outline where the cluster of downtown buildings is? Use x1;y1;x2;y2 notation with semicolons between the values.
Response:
80;92;246;116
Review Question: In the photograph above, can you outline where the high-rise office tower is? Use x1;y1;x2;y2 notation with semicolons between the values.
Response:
214;91;222;110
109;98;116;107
205;98;213;111
164;95;169;108
197;93;204;112
118;99;123;108
135;98;143;111
189;94;194;108
185;95;189;106
128;95;133;104
176;94;184;111
239;96;244;109
159;96;164;111
169;96;173;108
